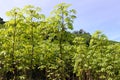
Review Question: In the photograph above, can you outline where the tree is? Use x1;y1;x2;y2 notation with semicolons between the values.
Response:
2;5;45;80
41;3;76;79
73;31;120;80
20;5;45;80
73;29;91;46
2;7;23;80
0;17;5;24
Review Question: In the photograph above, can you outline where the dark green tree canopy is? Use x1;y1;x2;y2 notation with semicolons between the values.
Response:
0;17;5;24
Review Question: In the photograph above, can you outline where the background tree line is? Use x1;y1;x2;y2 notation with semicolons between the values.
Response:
0;3;120;80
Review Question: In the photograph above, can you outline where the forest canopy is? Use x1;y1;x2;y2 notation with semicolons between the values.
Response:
0;3;120;80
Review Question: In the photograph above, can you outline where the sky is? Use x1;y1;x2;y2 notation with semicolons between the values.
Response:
0;0;120;41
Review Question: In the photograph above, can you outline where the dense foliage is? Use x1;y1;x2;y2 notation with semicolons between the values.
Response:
0;3;120;80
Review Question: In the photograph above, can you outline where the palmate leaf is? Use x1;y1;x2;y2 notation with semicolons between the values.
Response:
71;15;76;19
70;9;77;14
67;22;73;30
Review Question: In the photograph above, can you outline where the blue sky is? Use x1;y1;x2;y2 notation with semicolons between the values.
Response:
0;0;120;41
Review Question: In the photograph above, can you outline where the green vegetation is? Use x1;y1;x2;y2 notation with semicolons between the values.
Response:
0;3;120;80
